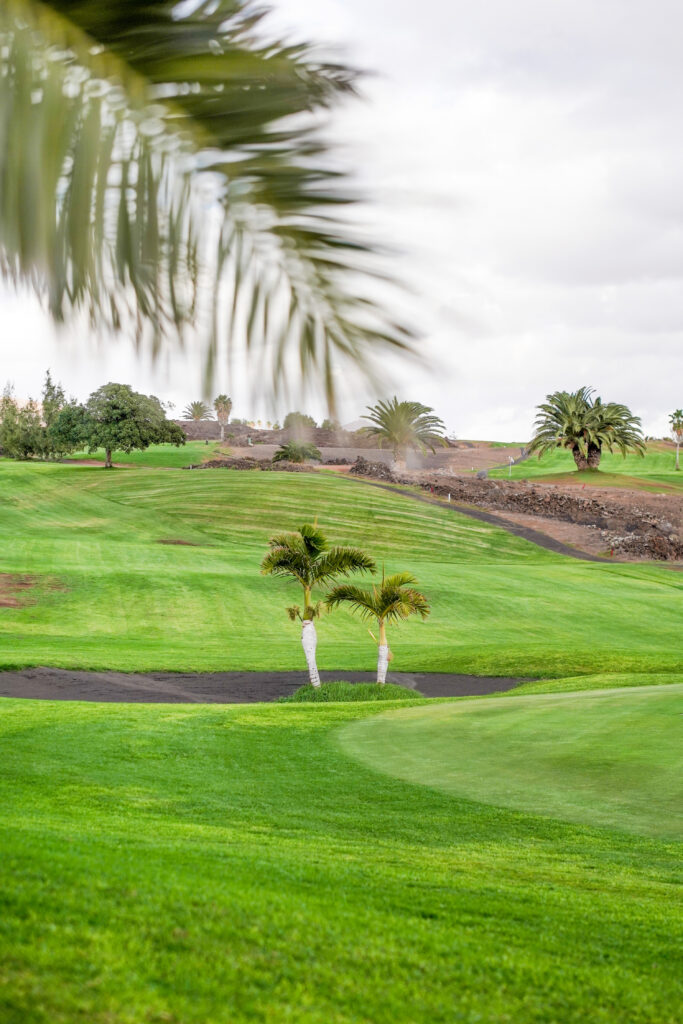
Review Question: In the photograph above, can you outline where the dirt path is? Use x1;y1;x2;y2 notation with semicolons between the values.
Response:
0;667;530;703
346;477;612;562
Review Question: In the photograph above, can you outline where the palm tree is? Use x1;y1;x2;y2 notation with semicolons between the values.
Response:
213;395;232;442
326;571;430;684
0;1;413;410
261;524;375;687
361;398;447;468
182;401;212;422
528;387;645;470
669;410;683;471
272;442;322;464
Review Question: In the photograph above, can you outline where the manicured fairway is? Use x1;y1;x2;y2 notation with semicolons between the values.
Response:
1;690;681;1023
490;442;682;490
65;440;224;467
339;684;683;837
1;459;681;675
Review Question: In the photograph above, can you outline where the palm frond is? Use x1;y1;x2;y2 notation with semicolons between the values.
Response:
314;547;376;585
0;0;415;408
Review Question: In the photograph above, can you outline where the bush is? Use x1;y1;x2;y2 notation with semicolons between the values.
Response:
278;682;422;703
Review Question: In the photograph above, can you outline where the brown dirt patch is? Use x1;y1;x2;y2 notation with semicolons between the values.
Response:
0;574;39;608
157;539;201;546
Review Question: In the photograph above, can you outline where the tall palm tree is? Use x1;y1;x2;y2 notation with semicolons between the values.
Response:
528;387;645;470
261;524;374;687
182;400;212;422
0;1;413;410
361;398;447;468
213;395;232;442
669;409;683;471
326;571;430;684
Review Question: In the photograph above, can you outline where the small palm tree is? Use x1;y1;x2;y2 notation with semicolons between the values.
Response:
528;387;645;470
362;398;447;468
261;525;375;687
272;442;322;464
213;395;232;442
669;410;683;471
326;571;430;684
182;401;212;422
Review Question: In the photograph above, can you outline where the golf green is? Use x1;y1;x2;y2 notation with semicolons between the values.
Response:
339;684;683;837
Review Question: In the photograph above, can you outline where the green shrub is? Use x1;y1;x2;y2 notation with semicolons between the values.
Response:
279;681;422;703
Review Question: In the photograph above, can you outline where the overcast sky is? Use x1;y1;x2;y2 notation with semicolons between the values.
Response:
2;0;681;439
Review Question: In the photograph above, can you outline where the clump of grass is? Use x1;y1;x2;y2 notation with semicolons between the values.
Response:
279;681;422;703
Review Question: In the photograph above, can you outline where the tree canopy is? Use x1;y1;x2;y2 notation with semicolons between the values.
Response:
52;382;185;466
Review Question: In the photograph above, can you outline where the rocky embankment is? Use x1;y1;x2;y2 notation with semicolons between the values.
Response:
349;458;683;561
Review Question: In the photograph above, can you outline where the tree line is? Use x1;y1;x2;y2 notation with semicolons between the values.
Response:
0;375;184;467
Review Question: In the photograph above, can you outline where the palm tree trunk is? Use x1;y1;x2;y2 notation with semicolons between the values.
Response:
301;619;321;688
676;440;680;471
220;423;225;442
571;445;588;471
587;443;601;469
377;620;389;685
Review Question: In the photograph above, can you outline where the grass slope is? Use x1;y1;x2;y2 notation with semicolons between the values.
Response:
1;460;681;675
1;693;681;1023
64;440;227;467
339;684;683;837
489;443;682;490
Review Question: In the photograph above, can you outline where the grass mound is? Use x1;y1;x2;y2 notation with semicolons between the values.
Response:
280;681;422;702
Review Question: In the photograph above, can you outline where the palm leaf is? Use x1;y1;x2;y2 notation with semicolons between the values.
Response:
0;0;414;409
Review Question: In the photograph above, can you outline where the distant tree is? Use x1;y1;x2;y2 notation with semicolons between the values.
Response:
528;387;645;470
41;371;66;430
272;442;322;464
283;411;317;433
0;386;44;459
327;571;430;684
320;418;341;431
47;401;90;458
361;397;447;468
261;524;374;687
669;409;683;471
213;395;232;442
52;383;185;468
182;401;213;421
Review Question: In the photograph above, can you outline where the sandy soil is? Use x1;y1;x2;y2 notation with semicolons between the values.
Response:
0;667;530;703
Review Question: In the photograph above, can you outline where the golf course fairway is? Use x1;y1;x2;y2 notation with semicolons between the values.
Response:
339;684;683;837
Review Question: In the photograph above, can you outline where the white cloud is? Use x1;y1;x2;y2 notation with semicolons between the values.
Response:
1;0;681;439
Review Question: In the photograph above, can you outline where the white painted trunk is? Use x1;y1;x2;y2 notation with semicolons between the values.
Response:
301;619;321;688
377;645;390;685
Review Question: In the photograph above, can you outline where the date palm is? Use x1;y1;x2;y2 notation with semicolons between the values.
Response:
182;401;212;422
361;398;447;469
528;387;645;470
261;524;374;687
213;395;232;442
326;571;430;684
669;410;683;471
0;1;413;410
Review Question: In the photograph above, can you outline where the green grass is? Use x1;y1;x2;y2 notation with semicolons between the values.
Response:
278;681;421;702
339;684;683;838
64;440;229;468
490;443;682;490
1;459;681;675
1;690;682;1023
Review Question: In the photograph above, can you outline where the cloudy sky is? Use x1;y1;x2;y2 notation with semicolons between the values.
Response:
2;0;681;439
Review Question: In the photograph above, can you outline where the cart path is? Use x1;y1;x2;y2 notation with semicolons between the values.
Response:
0;667;532;703
346;476;611;562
